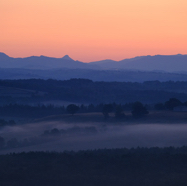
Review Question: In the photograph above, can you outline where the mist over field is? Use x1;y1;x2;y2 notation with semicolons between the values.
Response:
1;121;187;154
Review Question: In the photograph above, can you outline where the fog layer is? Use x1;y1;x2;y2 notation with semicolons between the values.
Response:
1;122;187;154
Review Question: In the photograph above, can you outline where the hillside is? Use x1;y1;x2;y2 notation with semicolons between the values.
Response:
91;54;187;72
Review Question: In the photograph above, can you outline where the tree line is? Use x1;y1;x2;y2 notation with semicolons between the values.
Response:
155;97;187;110
0;101;148;119
1;79;187;104
0;97;186;121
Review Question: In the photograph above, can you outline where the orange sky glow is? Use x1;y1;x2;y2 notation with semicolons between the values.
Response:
1;0;187;62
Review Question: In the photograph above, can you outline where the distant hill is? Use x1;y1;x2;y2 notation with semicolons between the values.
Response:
90;54;187;72
1;78;187;105
1;53;187;82
1;52;187;72
0;52;98;70
1;68;187;82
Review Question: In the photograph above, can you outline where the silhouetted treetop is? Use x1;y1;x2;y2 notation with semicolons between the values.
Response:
66;104;79;115
131;101;149;118
165;98;183;110
102;104;113;119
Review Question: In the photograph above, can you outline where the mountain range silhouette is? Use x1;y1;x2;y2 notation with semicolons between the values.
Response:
0;52;187;72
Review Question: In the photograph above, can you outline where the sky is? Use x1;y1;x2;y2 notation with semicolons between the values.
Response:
1;0;187;62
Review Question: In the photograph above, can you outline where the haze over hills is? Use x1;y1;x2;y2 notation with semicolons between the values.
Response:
1;52;187;82
2;68;187;82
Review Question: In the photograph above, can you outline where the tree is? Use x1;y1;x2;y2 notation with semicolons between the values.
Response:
115;105;125;119
154;103;165;110
131;101;148;118
66;104;79;115
102;104;113;119
165;98;182;110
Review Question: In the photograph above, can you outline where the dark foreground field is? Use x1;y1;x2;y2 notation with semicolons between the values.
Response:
1;147;187;186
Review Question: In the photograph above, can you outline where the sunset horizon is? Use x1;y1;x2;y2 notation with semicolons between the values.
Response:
1;51;187;63
1;0;187;62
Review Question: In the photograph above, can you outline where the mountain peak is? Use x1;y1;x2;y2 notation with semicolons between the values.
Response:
62;55;73;61
0;52;10;59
